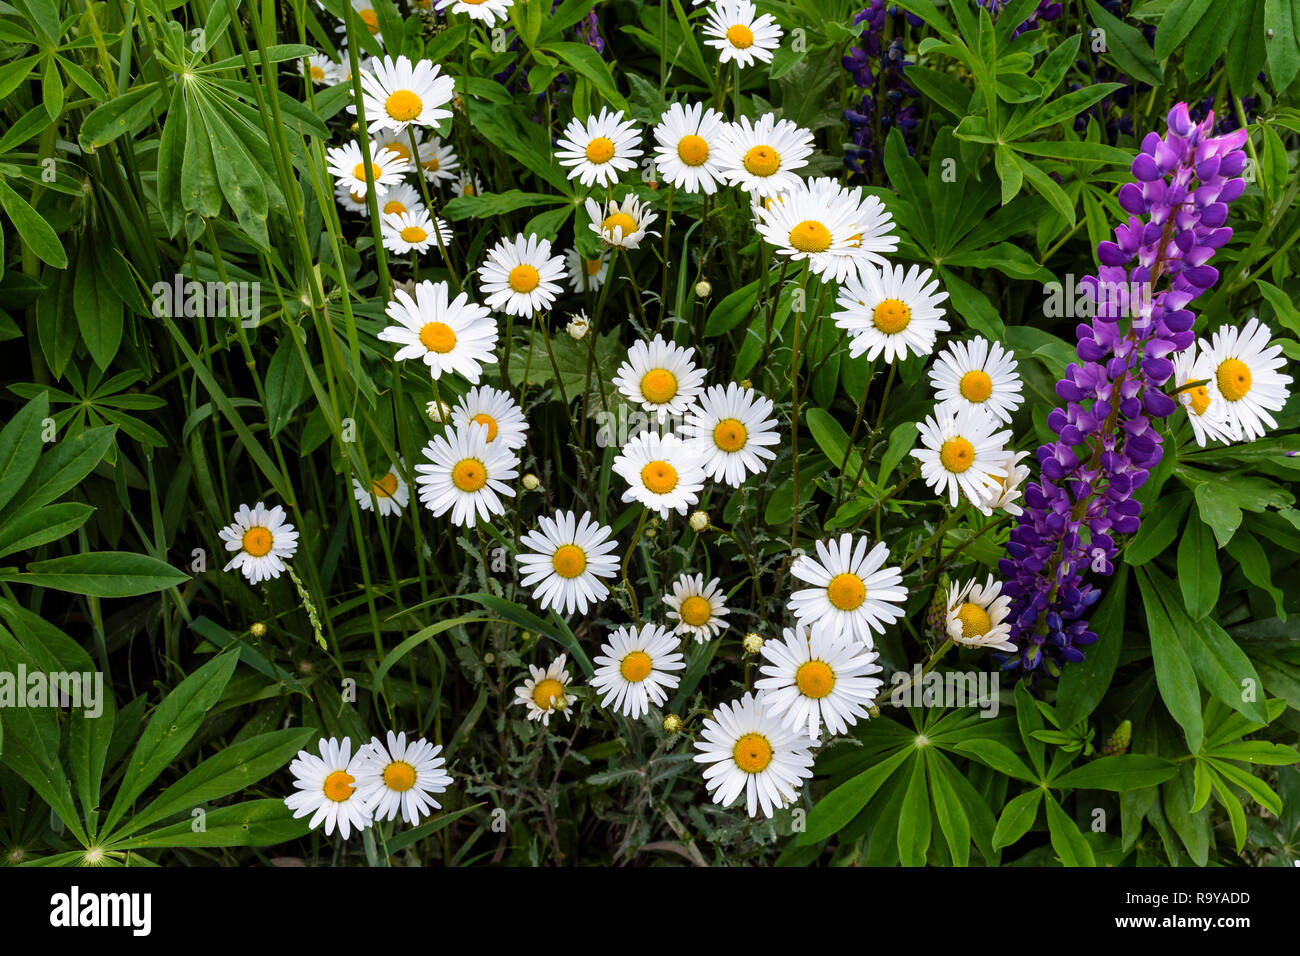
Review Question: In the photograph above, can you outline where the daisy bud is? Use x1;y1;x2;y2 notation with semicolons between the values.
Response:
688;510;709;532
743;632;764;655
567;316;590;340
249;621;267;638
695;279;711;298
484;652;495;665
868;704;881;718
738;379;752;390
426;400;452;423
662;714;683;734
522;473;540;491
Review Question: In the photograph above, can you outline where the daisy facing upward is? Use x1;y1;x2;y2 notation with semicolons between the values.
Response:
477;233;566;317
911;405;1012;508
414;422;518;528
833;262;951;363
682;381;780;487
755;626;884;743
555;107;644;188
377;279;499;383
516;654;578;726
788;533;907;646
652;101;728;194
590;624;686;720
219;501;299;585
516;509;620;615
693;692;815;819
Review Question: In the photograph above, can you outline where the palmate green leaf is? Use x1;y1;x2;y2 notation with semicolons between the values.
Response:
1011;153;1075;227
1164;763;1210;864
0;425;114;522
1125;490;1190;564
1264;0;1300;90
937;267;1004;340
992;788;1041;850
73;242;124;370
0;391;48;512
107;799;311;850
0;178;67;268
1209;758;1283;816
1052;755;1177;792
1;552;187;597
1136;566;1204;751
1154;0;1216;60
1084;0;1162;86
1045;793;1095;866
1182;0;1243;82
798;745;911;844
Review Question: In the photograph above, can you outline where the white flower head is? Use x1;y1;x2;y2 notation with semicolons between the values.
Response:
591;623;686;719
352;461;410;517
929;337;1025;424
516;654;577;725
353;54;455;134
325;138;410;198
833;263;951;363
611;333;706;422
353;730;453;825
555;107;644;187
517;510;619;615
584;194;660;249
1198;317;1293;442
972;448;1031;517
693;692;815;819
414;422;518;527
449;384;528;451
663;572;730;643
565;247;610;292
911;405;1012;508
652;101;728;194
683;382;780;487
377;279;499;383
945;575;1015;652
756;626;884;743
283;737;373;839
788;533;906;646
702;0;783;68
219;501;299;585
716;113;814;197
612;430;707;518
477;233;566;317
754;178;871;283
1171;347;1240;447
380;207;449;255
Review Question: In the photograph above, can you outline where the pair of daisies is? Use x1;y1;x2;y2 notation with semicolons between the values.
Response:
284;731;453;839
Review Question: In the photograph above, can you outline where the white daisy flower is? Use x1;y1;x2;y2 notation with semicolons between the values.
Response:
590;623;686;719
807;176;899;273
436;0;514;27
454;170;484;198
972;449;1031;517
516;654;577;726
611;333;706;422
283;737;373;839
1172;348;1239;447
584;194;660;249
756;626;884;743
662;572;730;643
353;54;455;134
682;382;779;487
693;692;815;819
377;279;498;383
417;135;460;185
565;247;610;292
352;461;410;517
716;113;814;198
414;422;518;527
380;207;449;255
353;730;453;825
325;139;409;199
945;575;1015;652
555;107;644;187
305;54;341;86
477;233;566;317
833;263;951;363
449;384;528;451
612;430;707;518
218;501;299;585
788;533;906;646
911;405;1012;508
335;180;371;213
373;181;425;218
517;510;620;615
1198;317;1293;442
652;101;728;194
349;0;383;37
372;126;423;167
929;337;1025;424
701;0;783;69
754;178;868;283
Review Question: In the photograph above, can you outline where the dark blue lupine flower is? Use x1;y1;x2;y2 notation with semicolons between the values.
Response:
842;3;920;177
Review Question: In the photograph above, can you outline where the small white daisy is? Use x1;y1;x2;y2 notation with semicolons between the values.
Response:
612;430;707;519
325;139;409;199
911;405;1013;508
354;54;455;134
417;135;460;185
349;0;383;37
682;382;780;487
1198;317;1293;442
591;623;686;719
662;572;730;643
335;180;371;214
352;461;410;517
305;54;341;86
283;737;373;839
219;501;299;585
833;263;951;363
945;575;1015;652
754;178;867;283
377;280;499;383
716;113;814;198
789;534;906;646
694;692;815;819
454;170;484;198
972;449;1031;517
373;181;425;219
611;333;706;422
353;730;453;825
477;233;566;317
565;247;610;292
807;176;899;273
517;510;620;615
436;0;514;27
414;422;518;527
652;101;728;194
756;626;884;743
516;654;577;726
1172;348;1239;447
372;126;423;167
555;107;644;187
702;0;783;69
584;194;660;249
929;337;1025;424
380;207;449;255
449;384;528;451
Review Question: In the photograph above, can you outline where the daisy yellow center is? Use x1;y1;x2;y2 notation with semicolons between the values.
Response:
620;650;653;683
462;182;475;195
372;472;399;497
603;212;638;236
795;660;836;699
712;418;748;452
471;412;499;441
957;602;991;638
940;437;975;473
641;460;679;495
532;678;564;710
508;264;540;293
241;526;273;557
419;321;456;353
423;156;440;171
640;368;678;404
789;220;832;254
451;458;487;492
733;733;772;774
1216;357;1252;402
872;298;911;334
827;572;866;611
310;65;326;80
383;142;412;162
400;225;428;243
322;769;355;802
382;760;417;792
959;369;993;403
585;136;616;164
726;23;755;48
352;162;383;182
677;134;710;166
584;258;603;276
359;9;379;33
349;189;366;203
385;89;423;122
1188;385;1211;416
679;595;713;627
551;544;587;578
382;199;408;214
743;145;780;177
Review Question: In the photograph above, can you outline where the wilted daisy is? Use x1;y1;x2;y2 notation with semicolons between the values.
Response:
283;737;372;839
380;207;449;255
305;54;340;85
436;0;515;27
929;337;1024;424
354;55;455;134
1171;348;1239;447
613;430;707;518
808;176;898;273
555;107;644;187
517;510;620;615
417;135;460;185
945;575;1015;652
789;534;906;645
414;422;518;527
663;573;730;643
701;0;782;68
911;405;1012;508
584;194;659;249
754;178;866;282
325;139;409;198
652;101;728;194
834;263;951;363
565;247;609;292
378;279;498;383
219;501;299;585
516;654;577;726
612;334;706;422
756;626;883;743
352;461;409;517
973;449;1031;517
693;692;815;819
477;234;566;317
716;113;814;197
353;731;453;825
683;382;779;486
450;384;528;451
591;624;686;719
1199;317;1293;442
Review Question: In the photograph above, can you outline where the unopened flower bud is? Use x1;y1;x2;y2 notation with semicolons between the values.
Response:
695;280;712;298
522;473;540;491
689;510;709;532
567;316;589;340
662;714;683;734
743;632;764;655
738;379;752;390
426;400;452;423
1102;719;1132;756
249;622;267;638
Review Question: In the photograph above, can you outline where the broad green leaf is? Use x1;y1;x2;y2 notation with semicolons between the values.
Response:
4;552;187;597
1052;755;1177;792
0;391;48;512
108;799;311;849
1045;793;1095;866
798;746;911;844
1176;514;1218;620
1137;566;1203;751
992;788;1041;849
